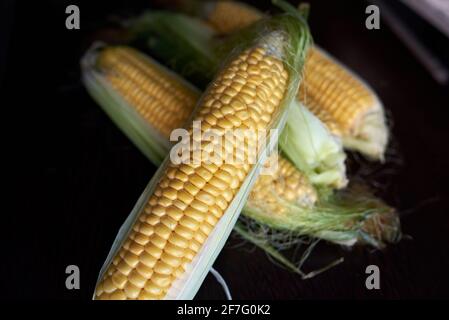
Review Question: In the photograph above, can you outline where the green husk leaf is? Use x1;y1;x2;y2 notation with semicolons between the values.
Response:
128;11;219;87
280;100;347;188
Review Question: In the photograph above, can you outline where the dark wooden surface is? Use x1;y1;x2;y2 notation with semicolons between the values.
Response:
2;0;449;299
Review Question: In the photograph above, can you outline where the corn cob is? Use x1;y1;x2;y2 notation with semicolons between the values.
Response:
97;46;199;138
298;47;388;159
93;14;311;299
174;0;388;160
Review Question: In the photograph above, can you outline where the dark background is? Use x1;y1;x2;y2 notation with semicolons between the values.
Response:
2;0;448;299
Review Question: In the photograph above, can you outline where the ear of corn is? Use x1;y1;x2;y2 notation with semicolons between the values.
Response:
299;47;388;160
128;2;389;160
91;13;312;300
96;46;199;139
81;43;200;165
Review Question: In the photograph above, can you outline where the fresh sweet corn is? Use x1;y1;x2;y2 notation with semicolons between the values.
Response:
187;0;388;160
298;47;388;159
93;16;311;299
97;46;199;138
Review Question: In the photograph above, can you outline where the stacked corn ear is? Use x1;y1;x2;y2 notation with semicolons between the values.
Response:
83;44;400;254
90;13;312;299
96;46;199;139
298;47;388;160
135;0;389;160
81;43;199;165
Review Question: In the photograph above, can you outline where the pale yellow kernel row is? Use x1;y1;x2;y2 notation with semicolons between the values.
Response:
97;46;199;137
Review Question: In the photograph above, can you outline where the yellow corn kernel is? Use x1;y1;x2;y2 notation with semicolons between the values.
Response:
248;155;317;213
97;46;199;138
94;41;289;300
298;47;388;158
299;47;377;137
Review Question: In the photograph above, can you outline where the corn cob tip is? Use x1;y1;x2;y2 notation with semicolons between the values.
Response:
361;209;401;248
343;98;389;161
299;47;389;161
259;30;286;59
